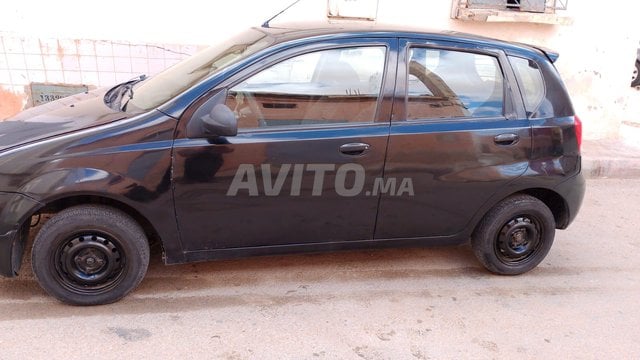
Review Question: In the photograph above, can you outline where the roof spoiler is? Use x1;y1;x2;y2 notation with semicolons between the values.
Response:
532;45;559;63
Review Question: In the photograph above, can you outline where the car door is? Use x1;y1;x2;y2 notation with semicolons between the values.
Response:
375;38;531;239
172;38;397;252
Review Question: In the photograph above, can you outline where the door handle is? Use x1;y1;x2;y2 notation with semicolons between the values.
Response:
340;142;370;155
494;133;519;146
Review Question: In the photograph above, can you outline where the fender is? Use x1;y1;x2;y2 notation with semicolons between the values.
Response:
458;174;580;241
16;163;184;261
0;110;183;276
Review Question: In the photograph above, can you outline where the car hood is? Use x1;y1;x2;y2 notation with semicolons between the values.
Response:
0;88;129;152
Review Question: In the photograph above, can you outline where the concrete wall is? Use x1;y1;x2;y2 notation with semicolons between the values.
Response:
0;37;199;118
1;0;638;140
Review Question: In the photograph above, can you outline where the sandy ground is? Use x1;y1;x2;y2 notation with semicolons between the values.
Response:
0;178;638;359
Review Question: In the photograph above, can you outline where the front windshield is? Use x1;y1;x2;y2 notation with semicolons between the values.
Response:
124;28;273;112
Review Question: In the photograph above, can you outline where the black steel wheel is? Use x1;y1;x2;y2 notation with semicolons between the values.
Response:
472;195;555;275
32;205;149;305
54;233;126;295
494;215;544;265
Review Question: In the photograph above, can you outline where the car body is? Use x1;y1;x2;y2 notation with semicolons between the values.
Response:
0;24;585;305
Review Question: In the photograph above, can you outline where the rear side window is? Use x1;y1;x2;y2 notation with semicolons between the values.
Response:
407;47;504;120
509;56;545;117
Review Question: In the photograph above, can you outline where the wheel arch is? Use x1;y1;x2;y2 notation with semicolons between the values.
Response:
34;194;163;248
518;188;570;229
471;187;570;237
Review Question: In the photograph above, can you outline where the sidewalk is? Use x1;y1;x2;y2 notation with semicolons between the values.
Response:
582;137;640;179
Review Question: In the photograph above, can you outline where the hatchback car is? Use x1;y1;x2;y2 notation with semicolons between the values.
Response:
0;25;585;305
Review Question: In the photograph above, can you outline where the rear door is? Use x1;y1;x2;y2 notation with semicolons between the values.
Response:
375;38;531;239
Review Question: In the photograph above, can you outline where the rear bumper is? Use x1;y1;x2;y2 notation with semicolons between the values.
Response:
0;192;41;277
554;168;586;229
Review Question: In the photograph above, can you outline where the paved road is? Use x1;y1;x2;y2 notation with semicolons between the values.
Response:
0;179;639;359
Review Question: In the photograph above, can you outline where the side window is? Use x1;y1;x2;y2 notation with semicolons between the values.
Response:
509;56;545;117
226;46;386;130
407;47;505;120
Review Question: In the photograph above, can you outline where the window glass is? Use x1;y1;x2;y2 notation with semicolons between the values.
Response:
407;48;504;120
509;56;545;117
226;46;386;129
126;28;272;112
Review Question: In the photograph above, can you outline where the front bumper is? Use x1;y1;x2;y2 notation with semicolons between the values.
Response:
0;192;42;277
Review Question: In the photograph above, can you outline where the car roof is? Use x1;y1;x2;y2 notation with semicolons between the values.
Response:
256;22;552;61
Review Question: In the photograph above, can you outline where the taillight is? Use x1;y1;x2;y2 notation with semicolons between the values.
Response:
574;115;582;151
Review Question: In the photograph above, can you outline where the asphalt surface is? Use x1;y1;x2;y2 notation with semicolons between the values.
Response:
0;178;639;359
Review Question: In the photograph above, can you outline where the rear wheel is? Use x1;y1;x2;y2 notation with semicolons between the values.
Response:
471;195;555;275
32;205;149;305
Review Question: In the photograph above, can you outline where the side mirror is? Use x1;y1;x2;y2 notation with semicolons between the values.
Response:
202;104;237;137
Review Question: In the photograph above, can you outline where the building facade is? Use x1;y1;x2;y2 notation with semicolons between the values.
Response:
1;0;638;140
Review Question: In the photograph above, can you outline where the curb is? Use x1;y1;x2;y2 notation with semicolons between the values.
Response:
582;157;640;179
582;138;640;179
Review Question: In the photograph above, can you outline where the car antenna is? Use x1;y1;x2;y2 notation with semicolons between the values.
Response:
262;0;302;28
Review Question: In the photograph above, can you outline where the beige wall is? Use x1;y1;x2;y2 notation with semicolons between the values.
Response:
1;0;638;140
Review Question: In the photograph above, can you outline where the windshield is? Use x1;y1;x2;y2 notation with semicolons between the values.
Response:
124;28;273;112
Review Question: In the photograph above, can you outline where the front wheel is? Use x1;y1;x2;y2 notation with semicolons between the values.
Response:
471;195;555;275
31;205;150;305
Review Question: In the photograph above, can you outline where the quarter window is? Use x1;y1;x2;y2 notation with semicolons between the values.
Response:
509;56;545;117
407;48;504;120
226;46;386;130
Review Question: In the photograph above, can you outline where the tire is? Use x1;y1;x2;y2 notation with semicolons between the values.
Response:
31;205;150;305
632;60;640;87
471;194;555;275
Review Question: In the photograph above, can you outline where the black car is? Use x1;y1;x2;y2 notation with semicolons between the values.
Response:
0;25;584;305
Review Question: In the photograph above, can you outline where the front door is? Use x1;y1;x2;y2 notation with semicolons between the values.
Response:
173;40;397;251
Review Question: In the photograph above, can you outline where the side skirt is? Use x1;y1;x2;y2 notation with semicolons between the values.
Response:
165;235;470;265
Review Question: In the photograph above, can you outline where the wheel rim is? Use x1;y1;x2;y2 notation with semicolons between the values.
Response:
495;215;543;265
54;233;126;295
